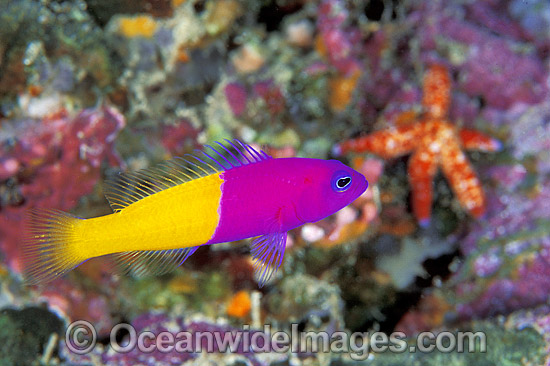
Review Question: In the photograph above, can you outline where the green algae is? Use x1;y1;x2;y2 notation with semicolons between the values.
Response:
0;307;63;366
363;321;546;366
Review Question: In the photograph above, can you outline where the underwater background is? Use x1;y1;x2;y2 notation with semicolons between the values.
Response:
0;0;549;365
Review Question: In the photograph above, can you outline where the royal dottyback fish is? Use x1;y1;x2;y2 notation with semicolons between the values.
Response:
23;140;368;286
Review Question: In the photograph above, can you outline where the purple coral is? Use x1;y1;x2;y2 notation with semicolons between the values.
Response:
451;176;550;320
472;247;502;278
456;247;550;320
62;312;284;366
415;1;547;109
487;164;527;192
510;102;550;174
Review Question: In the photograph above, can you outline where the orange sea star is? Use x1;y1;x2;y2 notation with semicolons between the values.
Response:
335;64;501;226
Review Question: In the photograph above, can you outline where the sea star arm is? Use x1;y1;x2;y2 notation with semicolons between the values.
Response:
440;141;486;218
408;146;438;227
459;129;502;152
334;124;422;159
422;64;451;120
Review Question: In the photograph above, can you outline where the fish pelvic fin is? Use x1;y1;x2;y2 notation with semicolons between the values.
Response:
22;209;86;285
251;232;287;288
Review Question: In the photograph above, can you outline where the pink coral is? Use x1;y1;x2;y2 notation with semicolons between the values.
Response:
224;82;248;116
161;119;200;157
316;0;361;75
39;277;116;337
253;80;286;116
0;106;125;273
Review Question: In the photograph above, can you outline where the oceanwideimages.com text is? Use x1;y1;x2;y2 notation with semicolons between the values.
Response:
66;321;487;360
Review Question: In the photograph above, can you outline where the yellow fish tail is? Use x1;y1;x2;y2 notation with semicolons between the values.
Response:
23;209;87;284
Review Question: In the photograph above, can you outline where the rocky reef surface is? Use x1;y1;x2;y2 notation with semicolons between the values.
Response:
0;0;549;365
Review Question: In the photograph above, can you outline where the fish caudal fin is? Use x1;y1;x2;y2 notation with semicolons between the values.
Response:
22;209;86;285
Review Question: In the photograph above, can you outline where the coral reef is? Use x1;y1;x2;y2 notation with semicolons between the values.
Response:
61;311;287;366
0;0;549;364
335;64;501;225
0;307;63;365
0;0;116;117
226;290;252;318
0;106;124;272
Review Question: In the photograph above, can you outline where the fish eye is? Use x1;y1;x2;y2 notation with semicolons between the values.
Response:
337;177;351;189
332;171;352;192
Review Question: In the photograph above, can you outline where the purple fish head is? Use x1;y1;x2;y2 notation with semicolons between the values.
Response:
294;159;368;224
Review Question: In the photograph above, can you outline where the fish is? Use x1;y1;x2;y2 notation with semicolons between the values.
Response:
23;140;368;286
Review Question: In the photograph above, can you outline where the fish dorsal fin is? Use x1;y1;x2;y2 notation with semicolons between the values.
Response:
114;246;199;277
104;139;271;212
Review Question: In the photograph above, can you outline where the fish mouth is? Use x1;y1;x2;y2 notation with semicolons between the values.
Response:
355;176;369;197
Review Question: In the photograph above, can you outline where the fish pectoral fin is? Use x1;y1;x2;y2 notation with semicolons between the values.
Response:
114;246;199;277
250;232;287;288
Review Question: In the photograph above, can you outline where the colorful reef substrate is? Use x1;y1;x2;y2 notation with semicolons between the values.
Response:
0;0;549;365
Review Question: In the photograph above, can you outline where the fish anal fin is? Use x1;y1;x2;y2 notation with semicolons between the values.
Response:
114;246;199;277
